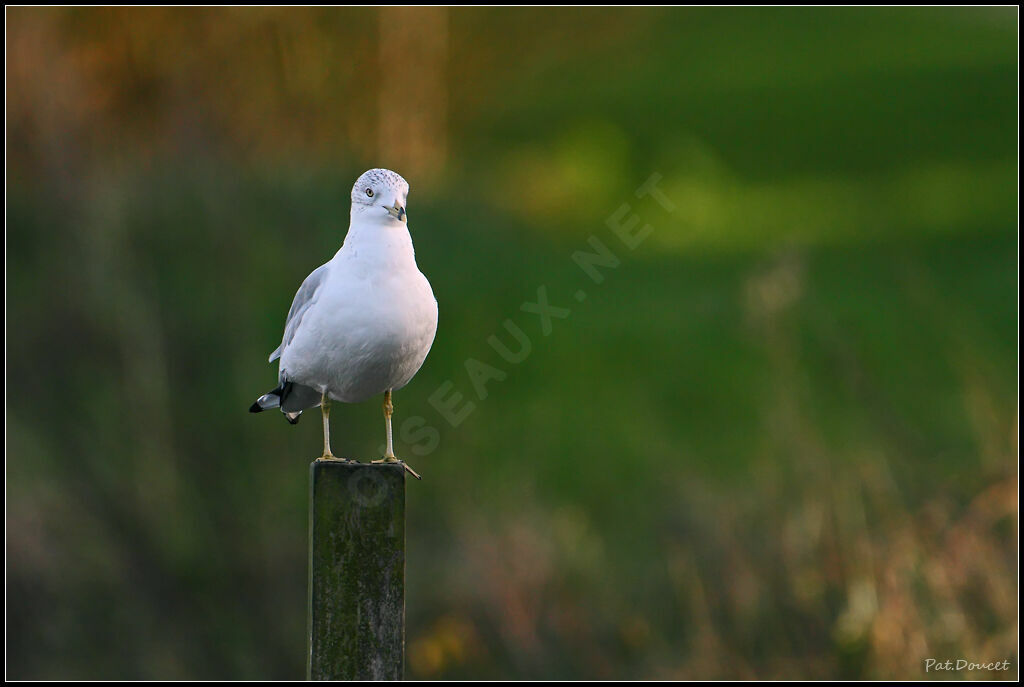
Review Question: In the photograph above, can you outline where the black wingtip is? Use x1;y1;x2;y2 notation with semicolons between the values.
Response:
249;401;264;413
286;414;301;425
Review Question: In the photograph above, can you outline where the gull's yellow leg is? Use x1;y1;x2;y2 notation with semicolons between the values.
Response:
317;391;348;462
372;390;421;479
373;390;397;462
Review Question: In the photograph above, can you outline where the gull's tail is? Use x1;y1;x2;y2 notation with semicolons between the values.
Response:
249;382;302;424
249;380;320;424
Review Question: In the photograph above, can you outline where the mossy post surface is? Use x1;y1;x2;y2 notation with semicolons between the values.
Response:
307;461;405;680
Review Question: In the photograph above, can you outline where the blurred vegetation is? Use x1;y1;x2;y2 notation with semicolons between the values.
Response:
6;7;1018;680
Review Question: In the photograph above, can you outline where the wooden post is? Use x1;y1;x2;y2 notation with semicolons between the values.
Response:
307;461;406;680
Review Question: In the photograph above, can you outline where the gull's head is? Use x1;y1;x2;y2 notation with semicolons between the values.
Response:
350;168;410;223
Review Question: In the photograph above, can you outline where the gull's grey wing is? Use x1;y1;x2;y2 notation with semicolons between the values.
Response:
269;263;330;362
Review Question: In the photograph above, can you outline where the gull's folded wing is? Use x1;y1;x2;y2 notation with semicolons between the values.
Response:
269;262;330;362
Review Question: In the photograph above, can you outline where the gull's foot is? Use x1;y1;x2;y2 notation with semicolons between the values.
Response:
400;461;422;480
316;455;353;463
372;456;421;480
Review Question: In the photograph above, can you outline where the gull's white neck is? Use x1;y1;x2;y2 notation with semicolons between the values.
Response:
335;208;417;270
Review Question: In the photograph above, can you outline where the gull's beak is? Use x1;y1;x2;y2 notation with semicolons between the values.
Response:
385;201;407;222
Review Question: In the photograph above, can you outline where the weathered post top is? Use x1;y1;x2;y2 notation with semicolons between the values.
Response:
307;461;406;680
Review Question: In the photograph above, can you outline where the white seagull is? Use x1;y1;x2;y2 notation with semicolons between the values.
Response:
250;168;438;478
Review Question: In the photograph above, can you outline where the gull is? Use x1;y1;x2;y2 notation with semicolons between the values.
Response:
250;168;438;478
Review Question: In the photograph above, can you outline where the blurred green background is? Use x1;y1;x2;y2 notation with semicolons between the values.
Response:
6;7;1018;680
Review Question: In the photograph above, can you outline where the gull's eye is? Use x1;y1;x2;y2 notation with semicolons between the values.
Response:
365;188;374;198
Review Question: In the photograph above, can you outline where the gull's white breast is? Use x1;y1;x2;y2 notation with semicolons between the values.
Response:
279;231;438;403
